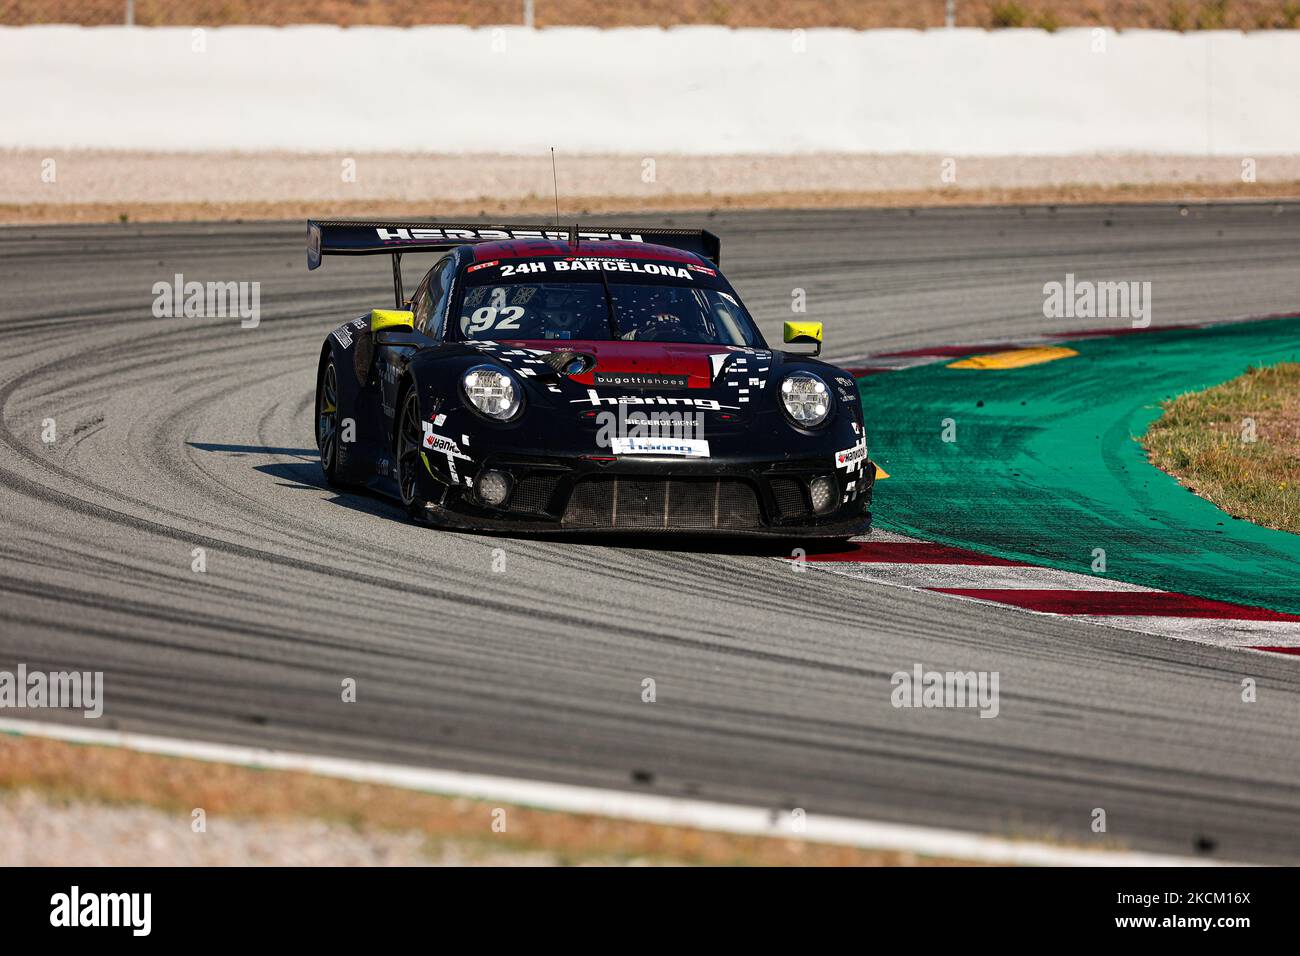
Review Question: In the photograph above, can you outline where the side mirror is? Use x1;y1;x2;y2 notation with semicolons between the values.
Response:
374;328;423;347
783;321;823;356
371;309;414;332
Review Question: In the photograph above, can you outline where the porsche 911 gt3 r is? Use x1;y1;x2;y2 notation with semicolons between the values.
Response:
309;219;875;538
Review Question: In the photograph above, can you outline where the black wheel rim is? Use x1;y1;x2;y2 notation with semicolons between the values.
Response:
398;391;422;505
318;363;338;471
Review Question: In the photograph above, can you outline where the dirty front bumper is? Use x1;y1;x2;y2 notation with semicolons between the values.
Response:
416;451;876;538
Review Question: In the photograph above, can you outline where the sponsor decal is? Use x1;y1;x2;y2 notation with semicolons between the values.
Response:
553;259;692;280
593;372;689;389
331;317;367;348
421;422;471;459
687;263;717;276
611;436;711;458
498;262;548;276
376;227;645;244
467;260;498;273
572;388;734;411
835;439;868;471
596;404;705;450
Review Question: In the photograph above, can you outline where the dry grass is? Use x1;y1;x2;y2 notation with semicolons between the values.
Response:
4;0;1300;30
0;733;985;866
1144;362;1300;533
4;180;1298;225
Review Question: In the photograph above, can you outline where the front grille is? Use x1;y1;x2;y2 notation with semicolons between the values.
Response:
769;477;809;517
561;477;763;531
509;474;561;514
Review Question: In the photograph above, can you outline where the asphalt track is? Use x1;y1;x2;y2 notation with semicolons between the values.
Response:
2;204;1300;863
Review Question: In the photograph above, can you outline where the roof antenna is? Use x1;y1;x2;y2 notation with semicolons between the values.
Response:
551;147;579;252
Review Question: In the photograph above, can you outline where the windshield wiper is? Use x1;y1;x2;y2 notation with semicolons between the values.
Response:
597;267;620;339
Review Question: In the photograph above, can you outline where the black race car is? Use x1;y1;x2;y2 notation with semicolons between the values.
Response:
309;220;875;538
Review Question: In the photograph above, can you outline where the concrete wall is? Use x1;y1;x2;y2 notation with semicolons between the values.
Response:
4;26;1298;155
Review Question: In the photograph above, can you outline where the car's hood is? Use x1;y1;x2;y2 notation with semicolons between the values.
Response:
489;338;778;400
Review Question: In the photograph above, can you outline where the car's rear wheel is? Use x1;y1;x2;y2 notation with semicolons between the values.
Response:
397;387;427;520
316;360;343;485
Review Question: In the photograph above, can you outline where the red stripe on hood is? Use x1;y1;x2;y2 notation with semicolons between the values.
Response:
505;339;736;388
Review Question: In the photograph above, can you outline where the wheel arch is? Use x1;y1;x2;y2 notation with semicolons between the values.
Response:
316;340;334;397
392;370;419;454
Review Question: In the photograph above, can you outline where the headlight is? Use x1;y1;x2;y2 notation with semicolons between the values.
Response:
462;365;523;421
779;372;830;427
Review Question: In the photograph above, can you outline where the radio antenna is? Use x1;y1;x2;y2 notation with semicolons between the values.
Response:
550;147;561;231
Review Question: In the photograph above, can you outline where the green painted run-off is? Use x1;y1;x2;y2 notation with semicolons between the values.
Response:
862;317;1300;615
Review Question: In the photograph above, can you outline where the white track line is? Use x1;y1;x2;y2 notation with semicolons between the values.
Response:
813;562;1158;592
800;534;1298;655
0;716;1231;867
898;583;1300;653
1073;616;1300;647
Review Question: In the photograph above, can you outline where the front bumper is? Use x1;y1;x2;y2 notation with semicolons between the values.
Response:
416;452;876;538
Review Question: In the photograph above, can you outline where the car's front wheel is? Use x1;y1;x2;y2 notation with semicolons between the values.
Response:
397;387;428;520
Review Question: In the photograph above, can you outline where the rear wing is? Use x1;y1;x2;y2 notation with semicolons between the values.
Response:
307;219;721;307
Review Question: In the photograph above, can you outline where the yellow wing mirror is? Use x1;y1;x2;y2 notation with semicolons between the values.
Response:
783;321;823;356
371;309;414;332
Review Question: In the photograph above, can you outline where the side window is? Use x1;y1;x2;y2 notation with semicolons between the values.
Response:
412;273;433;334
428;256;456;340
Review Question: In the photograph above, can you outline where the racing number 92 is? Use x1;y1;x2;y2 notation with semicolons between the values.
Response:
465;305;524;333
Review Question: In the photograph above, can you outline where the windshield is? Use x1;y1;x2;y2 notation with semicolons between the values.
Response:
454;258;761;346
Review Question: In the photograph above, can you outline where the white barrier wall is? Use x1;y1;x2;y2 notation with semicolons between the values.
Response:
4;25;1299;155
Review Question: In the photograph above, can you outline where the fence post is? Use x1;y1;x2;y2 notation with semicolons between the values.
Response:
524;0;535;29
125;0;135;26
946;0;955;28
